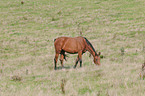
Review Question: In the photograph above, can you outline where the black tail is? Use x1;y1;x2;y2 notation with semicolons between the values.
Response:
64;54;68;61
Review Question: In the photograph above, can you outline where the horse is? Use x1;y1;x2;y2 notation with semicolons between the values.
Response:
54;36;101;70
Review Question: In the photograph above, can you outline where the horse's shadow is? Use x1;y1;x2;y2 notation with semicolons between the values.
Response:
56;66;71;70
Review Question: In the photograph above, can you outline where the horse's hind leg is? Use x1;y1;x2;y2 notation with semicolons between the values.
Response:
78;51;82;68
60;54;64;69
80;53;84;67
54;53;59;70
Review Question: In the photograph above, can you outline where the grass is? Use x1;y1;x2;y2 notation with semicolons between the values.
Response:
0;0;145;96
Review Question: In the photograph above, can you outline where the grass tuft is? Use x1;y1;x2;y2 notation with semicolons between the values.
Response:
11;75;22;81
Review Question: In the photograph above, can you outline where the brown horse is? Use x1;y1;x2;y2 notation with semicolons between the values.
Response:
54;36;101;70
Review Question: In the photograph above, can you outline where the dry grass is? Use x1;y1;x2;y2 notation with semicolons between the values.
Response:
0;0;145;96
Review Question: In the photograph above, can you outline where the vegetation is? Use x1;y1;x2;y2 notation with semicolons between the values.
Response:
0;0;145;96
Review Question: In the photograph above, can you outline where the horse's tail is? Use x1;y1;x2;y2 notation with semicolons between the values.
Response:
64;54;68;61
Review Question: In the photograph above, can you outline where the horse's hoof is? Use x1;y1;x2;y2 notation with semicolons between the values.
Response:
73;66;76;69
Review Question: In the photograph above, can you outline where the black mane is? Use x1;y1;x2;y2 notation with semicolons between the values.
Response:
54;38;56;42
83;37;97;55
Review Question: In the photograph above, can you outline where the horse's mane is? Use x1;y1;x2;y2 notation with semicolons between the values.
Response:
83;37;97;55
54;38;56;42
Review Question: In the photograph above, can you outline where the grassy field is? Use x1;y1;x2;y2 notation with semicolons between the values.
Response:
0;0;145;96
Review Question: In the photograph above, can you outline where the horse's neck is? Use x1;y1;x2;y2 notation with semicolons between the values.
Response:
86;45;96;57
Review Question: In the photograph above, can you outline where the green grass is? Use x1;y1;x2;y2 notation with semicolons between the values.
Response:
0;0;145;96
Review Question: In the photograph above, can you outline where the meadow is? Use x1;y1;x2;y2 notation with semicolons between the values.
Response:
0;0;145;96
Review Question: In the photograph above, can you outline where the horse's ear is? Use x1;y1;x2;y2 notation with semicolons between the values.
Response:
98;52;101;56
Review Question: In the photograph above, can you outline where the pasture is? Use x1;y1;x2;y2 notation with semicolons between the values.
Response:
0;0;145;96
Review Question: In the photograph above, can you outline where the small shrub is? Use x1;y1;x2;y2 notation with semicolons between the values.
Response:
11;75;22;81
143;44;145;52
100;55;105;59
140;61;145;80
120;47;125;61
23;17;27;20
51;17;58;21
21;1;24;5
120;47;125;56
1;63;4;74
57;10;62;15
51;17;55;21
26;69;28;75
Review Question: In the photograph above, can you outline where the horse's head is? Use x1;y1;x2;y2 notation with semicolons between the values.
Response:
94;52;101;65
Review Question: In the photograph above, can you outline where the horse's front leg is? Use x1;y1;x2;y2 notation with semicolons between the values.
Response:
74;51;82;68
74;56;79;68
80;59;82;67
54;53;59;70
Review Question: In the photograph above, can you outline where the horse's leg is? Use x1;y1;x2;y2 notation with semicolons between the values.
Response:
54;53;59;70
60;54;64;69
80;52;84;67
79;52;83;67
74;51;82;68
80;59;82;67
73;56;79;68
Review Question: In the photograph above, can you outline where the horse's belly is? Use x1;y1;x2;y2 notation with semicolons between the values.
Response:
63;46;78;53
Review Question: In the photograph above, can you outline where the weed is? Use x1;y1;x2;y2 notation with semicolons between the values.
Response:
11;75;22;81
26;69;28;75
21;1;24;5
120;47;125;61
140;61;145;80
120;47;125;56
0;63;4;74
61;79;66;94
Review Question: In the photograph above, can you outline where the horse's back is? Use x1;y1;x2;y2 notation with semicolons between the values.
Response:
54;36;84;43
54;36;85;53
